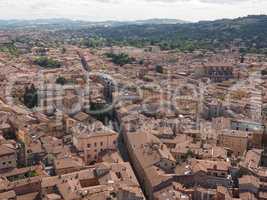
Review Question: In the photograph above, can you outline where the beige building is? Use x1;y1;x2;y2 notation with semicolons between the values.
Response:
72;122;118;164
214;117;264;151
0;143;17;170
218;130;249;157
195;63;234;82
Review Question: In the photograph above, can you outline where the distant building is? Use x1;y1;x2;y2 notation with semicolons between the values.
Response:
196;63;234;82
0;34;11;46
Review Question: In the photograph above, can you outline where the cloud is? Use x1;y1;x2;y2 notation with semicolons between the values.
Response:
0;0;261;7
0;0;266;21
143;0;259;4
199;0;255;4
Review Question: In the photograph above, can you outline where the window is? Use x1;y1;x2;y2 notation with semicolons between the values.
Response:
115;172;122;179
87;144;91;148
94;142;97;147
2;162;6;165
100;142;103;146
113;141;116;145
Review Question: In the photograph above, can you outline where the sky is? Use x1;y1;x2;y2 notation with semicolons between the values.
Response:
0;0;266;22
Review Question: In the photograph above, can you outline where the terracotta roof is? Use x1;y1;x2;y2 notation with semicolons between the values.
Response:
17;192;39;200
239;192;257;200
191;159;230;173
241;149;263;170
54;157;84;171
0;143;16;157
153;184;189;200
0;190;16;200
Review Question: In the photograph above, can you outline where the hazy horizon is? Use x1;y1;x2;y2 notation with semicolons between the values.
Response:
0;15;266;23
0;0;266;22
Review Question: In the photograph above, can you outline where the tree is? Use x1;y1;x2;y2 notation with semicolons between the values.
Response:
155;65;164;73
105;53;135;66
61;47;66;54
81;37;106;48
56;76;67;85
262;69;267;76
139;59;144;65
34;57;61;68
23;84;38;109
185;149;194;159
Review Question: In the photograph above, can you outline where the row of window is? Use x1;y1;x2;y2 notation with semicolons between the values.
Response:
87;148;107;160
87;141;116;148
207;171;226;177
2;161;13;166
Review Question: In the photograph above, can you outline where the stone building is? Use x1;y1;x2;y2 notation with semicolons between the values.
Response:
72;122;118;164
196;63;234;82
0;143;17;171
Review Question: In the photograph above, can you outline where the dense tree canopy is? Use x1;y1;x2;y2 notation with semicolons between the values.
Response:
34;57;61;68
23;84;38;109
105;53;135;66
66;15;267;54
